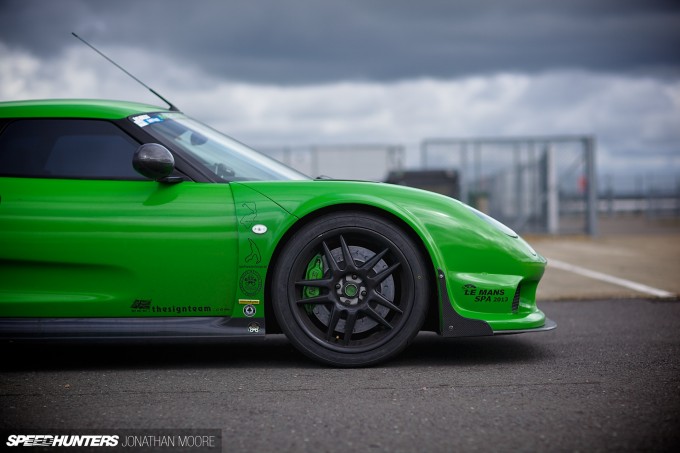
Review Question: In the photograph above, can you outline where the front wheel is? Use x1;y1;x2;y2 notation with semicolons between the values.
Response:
272;212;429;367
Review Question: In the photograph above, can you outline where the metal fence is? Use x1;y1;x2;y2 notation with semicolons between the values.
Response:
599;173;680;218
421;136;597;235
258;144;405;181
258;137;678;235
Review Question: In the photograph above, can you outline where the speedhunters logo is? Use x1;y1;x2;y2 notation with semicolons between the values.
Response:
4;430;221;451
6;434;118;447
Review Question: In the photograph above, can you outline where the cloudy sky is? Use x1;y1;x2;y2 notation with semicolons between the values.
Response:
1;0;679;185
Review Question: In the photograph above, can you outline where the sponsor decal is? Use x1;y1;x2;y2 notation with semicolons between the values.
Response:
462;284;508;302
131;299;151;312
132;114;165;127
239;202;257;228
462;284;477;295
132;299;226;314
248;322;260;333
245;239;261;265
243;305;256;317
238;299;260;305
151;305;212;314
251;224;268;235
239;270;262;296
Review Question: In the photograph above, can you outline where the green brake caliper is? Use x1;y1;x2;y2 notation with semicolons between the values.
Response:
303;254;324;314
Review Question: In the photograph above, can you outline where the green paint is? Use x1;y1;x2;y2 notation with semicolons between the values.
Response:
0;99;550;334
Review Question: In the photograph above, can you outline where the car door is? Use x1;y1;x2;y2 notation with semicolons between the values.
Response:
0;118;238;318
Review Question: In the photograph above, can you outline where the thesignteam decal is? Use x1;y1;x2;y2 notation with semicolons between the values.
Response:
129;300;226;314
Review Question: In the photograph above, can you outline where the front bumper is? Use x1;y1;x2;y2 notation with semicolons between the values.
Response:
437;266;555;337
493;317;557;335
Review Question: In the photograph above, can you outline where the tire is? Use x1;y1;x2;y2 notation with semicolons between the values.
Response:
272;212;429;367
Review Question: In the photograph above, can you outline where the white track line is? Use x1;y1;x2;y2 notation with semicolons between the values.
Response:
548;259;675;298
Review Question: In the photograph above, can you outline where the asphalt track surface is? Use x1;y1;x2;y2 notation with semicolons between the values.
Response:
1;298;679;452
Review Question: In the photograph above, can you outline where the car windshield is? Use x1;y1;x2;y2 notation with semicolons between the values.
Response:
130;112;309;182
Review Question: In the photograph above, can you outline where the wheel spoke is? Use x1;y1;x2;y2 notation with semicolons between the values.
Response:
339;235;355;270
342;312;357;346
325;306;342;341
372;291;404;315
295;278;333;288
295;294;331;305
322;240;341;273
368;262;401;284
360;248;389;272
362;306;393;330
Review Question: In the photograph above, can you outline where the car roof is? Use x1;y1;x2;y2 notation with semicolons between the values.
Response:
0;99;173;120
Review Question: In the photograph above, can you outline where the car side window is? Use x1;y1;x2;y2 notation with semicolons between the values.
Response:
0;119;145;180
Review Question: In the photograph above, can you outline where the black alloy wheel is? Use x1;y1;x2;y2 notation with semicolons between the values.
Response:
272;212;429;367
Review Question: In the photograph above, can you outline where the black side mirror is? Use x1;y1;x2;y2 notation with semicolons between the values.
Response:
133;143;177;181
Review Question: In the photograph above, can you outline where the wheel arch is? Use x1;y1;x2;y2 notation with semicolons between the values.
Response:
264;203;440;334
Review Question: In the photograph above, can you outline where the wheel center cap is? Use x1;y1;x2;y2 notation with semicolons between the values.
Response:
344;283;358;298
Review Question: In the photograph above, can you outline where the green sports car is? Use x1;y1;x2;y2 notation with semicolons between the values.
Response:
0;99;555;366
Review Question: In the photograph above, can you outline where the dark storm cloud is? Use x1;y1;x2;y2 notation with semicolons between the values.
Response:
1;0;679;83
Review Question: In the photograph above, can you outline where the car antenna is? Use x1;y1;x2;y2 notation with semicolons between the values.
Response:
71;32;179;112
